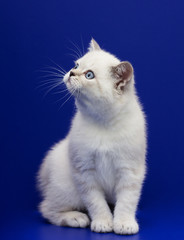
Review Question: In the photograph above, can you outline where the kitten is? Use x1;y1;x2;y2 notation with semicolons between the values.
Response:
37;39;147;235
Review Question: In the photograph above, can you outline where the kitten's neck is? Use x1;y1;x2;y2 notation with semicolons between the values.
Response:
75;94;137;128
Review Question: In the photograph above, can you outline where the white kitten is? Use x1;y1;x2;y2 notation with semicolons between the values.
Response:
37;39;147;235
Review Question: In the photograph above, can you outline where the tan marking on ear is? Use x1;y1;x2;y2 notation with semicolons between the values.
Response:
111;61;133;92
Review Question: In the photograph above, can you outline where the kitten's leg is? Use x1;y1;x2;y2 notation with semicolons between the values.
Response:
74;170;113;233
113;167;145;235
39;199;90;228
38;139;90;228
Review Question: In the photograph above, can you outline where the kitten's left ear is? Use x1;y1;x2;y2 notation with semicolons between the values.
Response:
88;38;101;51
112;61;133;92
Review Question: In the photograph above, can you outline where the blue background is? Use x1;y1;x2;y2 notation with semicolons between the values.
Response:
1;0;184;239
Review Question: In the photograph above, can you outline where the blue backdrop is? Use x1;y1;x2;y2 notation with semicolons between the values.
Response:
1;0;184;239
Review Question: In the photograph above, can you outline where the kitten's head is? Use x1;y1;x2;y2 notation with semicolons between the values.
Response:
63;39;134;113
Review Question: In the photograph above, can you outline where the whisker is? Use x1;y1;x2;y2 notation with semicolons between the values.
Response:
59;88;76;109
42;81;63;98
37;75;64;81
37;69;63;76
80;35;85;56
65;53;79;60
52;88;69;94
55;91;71;103
36;78;57;86
36;80;63;90
47;57;67;74
38;78;63;84
41;84;62;94
36;58;68;100
42;66;66;75
67;47;81;59
69;40;83;58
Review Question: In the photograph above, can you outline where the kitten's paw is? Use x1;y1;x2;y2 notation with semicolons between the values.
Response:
91;217;113;233
60;211;90;228
113;218;139;235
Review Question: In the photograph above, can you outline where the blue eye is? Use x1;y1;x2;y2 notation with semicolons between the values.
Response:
73;63;79;69
85;71;95;79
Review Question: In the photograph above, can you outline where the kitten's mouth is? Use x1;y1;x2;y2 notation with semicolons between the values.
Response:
66;77;72;86
67;76;77;86
66;77;77;91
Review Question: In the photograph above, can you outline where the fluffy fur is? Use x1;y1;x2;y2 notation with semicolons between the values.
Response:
37;39;147;235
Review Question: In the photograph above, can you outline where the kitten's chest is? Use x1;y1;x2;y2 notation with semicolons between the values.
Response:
94;150;116;202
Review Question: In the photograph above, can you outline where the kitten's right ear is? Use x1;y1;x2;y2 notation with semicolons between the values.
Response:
112;61;133;93
88;38;101;51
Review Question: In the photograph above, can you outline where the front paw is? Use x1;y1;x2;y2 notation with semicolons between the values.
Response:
91;217;113;233
113;217;139;235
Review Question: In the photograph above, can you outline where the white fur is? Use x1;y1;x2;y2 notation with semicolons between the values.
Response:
37;39;147;235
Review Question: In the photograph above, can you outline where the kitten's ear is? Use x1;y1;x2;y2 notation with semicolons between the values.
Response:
112;61;133;92
88;38;101;51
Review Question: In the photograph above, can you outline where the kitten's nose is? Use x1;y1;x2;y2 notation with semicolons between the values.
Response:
69;71;75;77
